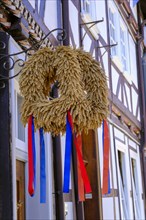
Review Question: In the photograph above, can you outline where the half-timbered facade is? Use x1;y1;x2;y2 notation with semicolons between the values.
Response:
0;0;146;219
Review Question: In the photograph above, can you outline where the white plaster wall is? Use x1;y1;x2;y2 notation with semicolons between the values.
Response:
111;66;120;96
28;0;35;8
95;0;108;42
131;87;138;117
69;1;80;47
44;0;58;38
102;198;114;220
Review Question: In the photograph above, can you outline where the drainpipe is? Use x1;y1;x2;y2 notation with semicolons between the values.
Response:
61;1;85;219
137;5;146;215
142;48;146;215
51;2;65;219
0;31;13;219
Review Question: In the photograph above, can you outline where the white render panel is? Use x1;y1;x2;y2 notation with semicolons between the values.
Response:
137;107;140;121
102;198;114;220
69;1;80;47
125;84;132;111
131;87;138;117
44;1;58;38
99;46;109;81
118;85;122;102
95;0;107;41
82;29;92;52
28;0;35;8
114;127;125;142
128;138;137;150
111;66;119;95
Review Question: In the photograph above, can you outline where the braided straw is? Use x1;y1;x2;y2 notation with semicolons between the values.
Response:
19;46;108;135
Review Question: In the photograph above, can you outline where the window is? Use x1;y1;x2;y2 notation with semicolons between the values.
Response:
120;26;127;71
131;159;141;219
117;151;129;219
108;4;131;76
109;8;117;56
81;0;96;21
16;93;25;142
81;0;99;40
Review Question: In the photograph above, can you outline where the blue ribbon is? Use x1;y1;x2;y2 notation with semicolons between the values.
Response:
32;117;36;193
108;171;111;194
63;115;72;193
39;128;46;203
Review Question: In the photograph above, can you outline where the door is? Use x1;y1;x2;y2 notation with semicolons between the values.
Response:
16;160;25;220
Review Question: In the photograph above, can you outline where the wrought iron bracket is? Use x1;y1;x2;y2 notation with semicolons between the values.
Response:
80;18;104;42
97;43;118;58
0;28;67;84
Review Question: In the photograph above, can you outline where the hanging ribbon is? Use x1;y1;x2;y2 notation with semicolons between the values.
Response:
102;120;110;195
28;115;35;196
74;135;92;194
68;111;92;194
32;117;36;191
63;112;73;193
39;128;46;203
76;135;85;201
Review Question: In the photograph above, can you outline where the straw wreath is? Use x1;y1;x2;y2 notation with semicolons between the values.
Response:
19;46;108;135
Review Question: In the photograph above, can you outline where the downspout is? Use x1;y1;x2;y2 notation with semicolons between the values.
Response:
61;1;85;219
0;31;13;219
51;1;65;220
137;5;146;216
142;47;146;215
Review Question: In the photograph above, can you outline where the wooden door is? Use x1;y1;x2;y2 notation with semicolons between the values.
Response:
82;130;103;220
16;160;25;220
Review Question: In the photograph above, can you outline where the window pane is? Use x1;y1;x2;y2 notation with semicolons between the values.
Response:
17;94;25;142
109;9;117;56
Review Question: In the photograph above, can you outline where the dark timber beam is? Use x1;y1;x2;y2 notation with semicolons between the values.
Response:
0;31;13;219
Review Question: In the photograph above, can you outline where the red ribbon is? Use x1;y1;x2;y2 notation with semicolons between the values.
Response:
67;111;92;194
28;115;34;196
102;120;110;195
76;135;85;201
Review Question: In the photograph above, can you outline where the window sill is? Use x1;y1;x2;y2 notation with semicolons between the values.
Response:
81;13;100;40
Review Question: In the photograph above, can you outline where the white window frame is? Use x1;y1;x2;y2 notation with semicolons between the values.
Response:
81;0;99;40
14;79;27;154
108;6;117;57
115;140;133;219
130;149;145;219
108;1;136;85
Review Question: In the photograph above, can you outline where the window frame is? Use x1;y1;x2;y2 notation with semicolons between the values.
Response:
14;78;27;153
81;0;99;40
115;140;133;219
108;1;136;85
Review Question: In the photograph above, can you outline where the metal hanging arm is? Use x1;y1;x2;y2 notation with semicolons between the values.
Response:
80;17;118;57
0;28;67;82
81;18;104;42
97;43;118;58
